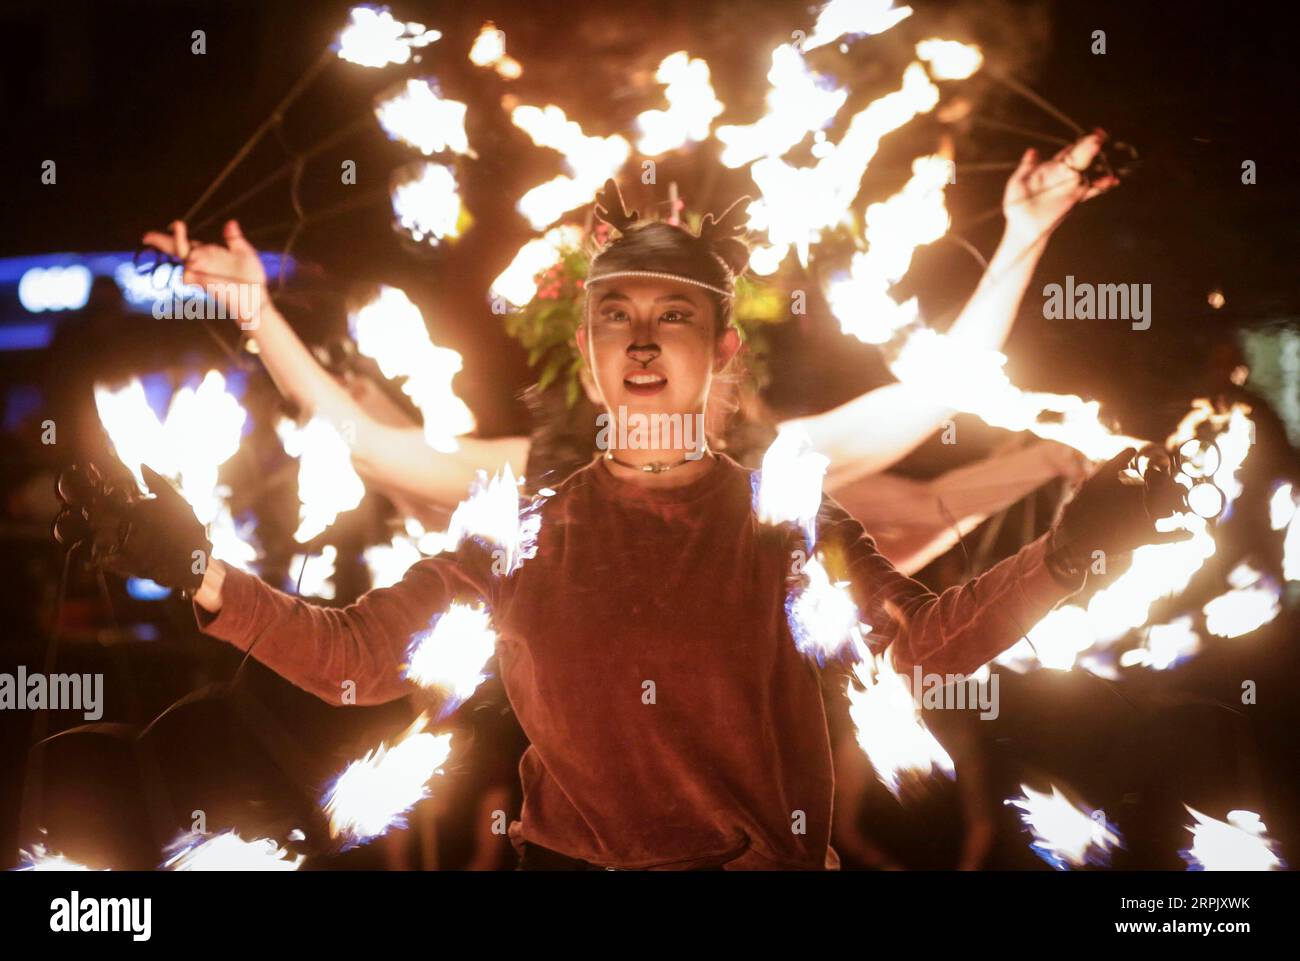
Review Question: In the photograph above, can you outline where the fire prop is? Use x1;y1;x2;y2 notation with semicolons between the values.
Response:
322;715;453;847
161;830;305;871
1005;784;1124;870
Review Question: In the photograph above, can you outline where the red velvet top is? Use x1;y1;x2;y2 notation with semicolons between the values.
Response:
196;453;1075;869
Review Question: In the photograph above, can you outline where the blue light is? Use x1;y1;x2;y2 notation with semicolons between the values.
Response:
0;323;54;351
126;578;173;601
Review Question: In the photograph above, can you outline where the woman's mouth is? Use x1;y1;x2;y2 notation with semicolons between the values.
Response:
623;371;667;396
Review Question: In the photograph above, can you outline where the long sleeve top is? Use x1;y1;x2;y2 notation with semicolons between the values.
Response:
195;453;1077;869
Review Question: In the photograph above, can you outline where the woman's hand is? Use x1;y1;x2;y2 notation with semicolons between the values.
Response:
1002;130;1120;245
140;219;267;327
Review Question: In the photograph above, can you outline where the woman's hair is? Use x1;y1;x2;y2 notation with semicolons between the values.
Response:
584;179;751;335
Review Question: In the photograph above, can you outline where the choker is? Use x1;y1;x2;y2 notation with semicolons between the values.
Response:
603;444;711;474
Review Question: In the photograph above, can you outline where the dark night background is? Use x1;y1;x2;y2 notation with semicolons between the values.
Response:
0;0;1296;872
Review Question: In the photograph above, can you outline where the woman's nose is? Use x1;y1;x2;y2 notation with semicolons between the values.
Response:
626;342;660;365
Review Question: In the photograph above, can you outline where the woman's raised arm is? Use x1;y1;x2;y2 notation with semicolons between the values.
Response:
142;219;529;508
784;131;1119;490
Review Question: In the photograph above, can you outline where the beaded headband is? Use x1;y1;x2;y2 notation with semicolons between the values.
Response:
584;269;735;298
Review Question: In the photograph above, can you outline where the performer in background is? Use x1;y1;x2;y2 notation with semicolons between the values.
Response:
64;175;1181;871
139;132;1112;572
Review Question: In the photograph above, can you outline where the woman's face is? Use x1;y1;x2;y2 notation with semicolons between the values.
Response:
576;278;739;427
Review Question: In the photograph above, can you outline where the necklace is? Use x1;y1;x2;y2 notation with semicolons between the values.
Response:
603;443;711;474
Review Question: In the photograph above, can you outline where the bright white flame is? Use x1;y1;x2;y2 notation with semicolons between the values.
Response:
336;6;439;68
1181;808;1285;871
375;78;472;156
746;62;940;265
1119;616;1201;671
1285;507;1300;582
996;405;1253;674
391;161;465;246
95;372;258;571
890;330;1149;461
290;545;337;599
162;830;304;871
511;104;630;229
1203;585;1280;638
754;425;829;543
348;285;475;451
490;224;584;307
787;556;868;662
405;602;497;712
1005;784;1122;869
323;715;453;845
636;52;724;155
1268;482;1295;530
716;45;847;169
847;653;955;796
446;464;540;575
364;531;426;589
828;154;953;343
916;38;984;80
468;22;521;78
803;0;913;51
276;417;366;543
16;843;100;871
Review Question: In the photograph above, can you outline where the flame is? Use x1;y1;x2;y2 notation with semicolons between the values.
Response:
490;224;584;307
846;653;955;796
276;417;366;543
390;161;467;246
716;44;847;170
336;5;439;68
1268;482;1295;530
1202;564;1280;638
364;531;426;589
95;371;259;572
468;22;521;78
375;78;472;157
753;425;829;543
162;830;304;871
289;545;337;599
323;714;452;845
405;602;498;714
746;62;941;267
16;843;101;871
510;104;630;229
446;464;541;575
636;52;724;156
916;38;984;80
889;331;1145;460
348;285;475;451
1005;784;1123;869
1118;616;1202;671
1180;808;1286;870
802;0;913;51
828;154;953;342
1286;506;1300;582
786;556;869;663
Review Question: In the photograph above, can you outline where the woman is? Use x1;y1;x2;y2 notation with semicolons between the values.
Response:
67;175;1178;871
140;133;1112;571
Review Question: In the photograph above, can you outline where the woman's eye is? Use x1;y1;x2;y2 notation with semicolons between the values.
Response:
602;310;629;323
661;311;690;324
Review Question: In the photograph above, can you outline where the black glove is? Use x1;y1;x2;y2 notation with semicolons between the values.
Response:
1047;445;1192;583
54;462;213;593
